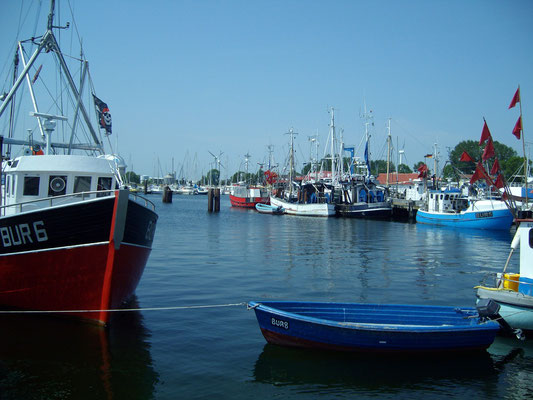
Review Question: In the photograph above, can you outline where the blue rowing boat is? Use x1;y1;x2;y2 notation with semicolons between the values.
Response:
248;301;500;353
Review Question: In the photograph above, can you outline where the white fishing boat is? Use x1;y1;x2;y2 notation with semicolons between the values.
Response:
270;128;335;217
476;219;533;334
270;186;335;217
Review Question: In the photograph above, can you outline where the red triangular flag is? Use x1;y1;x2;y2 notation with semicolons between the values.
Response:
482;138;495;161
470;162;486;184
417;163;428;178
490;158;500;175
459;151;474;162
494;174;504;189
509;87;520;109
512;115;522;140
479;120;491;145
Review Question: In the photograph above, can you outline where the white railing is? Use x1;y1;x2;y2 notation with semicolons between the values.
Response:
0;189;156;216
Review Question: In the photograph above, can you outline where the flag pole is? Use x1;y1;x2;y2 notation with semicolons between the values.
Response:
518;85;528;209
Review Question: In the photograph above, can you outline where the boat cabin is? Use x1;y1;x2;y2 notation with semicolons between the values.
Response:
501;220;533;296
1;154;120;216
426;189;469;213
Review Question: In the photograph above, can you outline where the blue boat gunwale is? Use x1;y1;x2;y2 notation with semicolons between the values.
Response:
248;301;500;333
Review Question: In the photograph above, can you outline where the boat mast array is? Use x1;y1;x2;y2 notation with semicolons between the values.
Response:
0;0;104;155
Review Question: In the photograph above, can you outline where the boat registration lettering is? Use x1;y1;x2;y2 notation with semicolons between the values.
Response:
475;211;493;218
271;317;289;330
0;220;48;247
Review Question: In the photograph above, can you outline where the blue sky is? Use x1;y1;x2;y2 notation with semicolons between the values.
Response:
1;0;532;179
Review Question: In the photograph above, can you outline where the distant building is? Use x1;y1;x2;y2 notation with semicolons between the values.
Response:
376;173;419;186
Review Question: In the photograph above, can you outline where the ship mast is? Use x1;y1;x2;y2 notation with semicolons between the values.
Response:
0;0;104;154
386;118;391;186
286;128;298;196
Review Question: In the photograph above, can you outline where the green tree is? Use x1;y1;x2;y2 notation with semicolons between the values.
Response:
397;164;412;173
125;171;140;184
448;140;518;175
206;169;220;186
502;156;530;182
302;162;312;175
370;160;395;176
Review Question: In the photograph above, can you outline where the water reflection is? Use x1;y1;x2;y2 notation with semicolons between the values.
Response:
0;297;158;399
253;344;497;387
252;339;533;397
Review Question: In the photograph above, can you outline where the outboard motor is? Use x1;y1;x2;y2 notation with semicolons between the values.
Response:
476;298;524;340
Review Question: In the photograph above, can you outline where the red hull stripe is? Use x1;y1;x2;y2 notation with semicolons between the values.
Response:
0;242;151;325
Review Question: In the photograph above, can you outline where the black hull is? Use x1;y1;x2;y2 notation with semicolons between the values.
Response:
0;194;157;255
335;204;392;219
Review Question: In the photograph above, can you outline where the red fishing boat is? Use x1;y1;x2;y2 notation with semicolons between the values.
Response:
0;1;157;325
229;185;270;208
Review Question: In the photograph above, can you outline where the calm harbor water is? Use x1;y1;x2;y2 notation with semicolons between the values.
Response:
1;194;532;399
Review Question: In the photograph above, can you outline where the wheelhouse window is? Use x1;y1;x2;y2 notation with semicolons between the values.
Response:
74;176;92;193
97;177;113;197
23;176;40;196
6;175;11;197
48;175;67;197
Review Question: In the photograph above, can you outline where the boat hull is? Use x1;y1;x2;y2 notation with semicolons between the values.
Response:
416;208;513;230
255;203;284;215
0;191;158;325
336;202;392;218
249;301;499;353
270;196;335;217
229;194;270;208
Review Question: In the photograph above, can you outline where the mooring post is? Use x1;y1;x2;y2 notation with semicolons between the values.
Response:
208;188;214;212
162;185;172;203
214;188;220;212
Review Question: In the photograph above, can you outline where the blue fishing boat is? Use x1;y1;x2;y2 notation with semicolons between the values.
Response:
416;189;514;230
255;203;285;215
248;301;500;353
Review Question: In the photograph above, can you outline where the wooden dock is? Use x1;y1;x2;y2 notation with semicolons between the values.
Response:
390;198;422;220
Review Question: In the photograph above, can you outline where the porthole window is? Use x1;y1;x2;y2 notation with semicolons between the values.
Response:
48;175;67;196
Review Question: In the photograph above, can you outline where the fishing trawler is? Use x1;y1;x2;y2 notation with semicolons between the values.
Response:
0;1;158;325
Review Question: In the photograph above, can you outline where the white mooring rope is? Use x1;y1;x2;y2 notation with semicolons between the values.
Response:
0;302;247;315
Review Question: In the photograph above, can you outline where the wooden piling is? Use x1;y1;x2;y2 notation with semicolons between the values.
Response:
162;186;173;203
214;188;220;212
208;189;214;212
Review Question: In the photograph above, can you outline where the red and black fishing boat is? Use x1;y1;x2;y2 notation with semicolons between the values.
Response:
0;1;157;325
